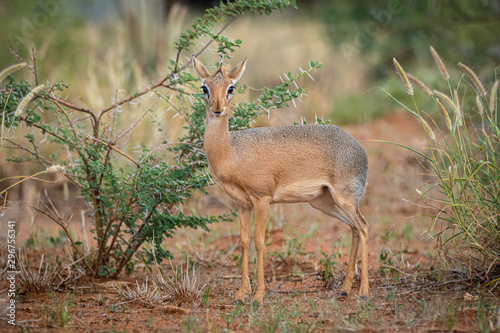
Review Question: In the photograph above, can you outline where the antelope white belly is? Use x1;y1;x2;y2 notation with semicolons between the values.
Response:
272;180;326;204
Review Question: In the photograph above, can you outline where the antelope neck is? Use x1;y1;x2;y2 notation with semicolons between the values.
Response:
203;112;234;169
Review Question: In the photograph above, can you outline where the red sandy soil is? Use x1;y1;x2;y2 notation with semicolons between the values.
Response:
0;112;498;332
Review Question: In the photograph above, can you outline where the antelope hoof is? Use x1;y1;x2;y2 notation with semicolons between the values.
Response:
252;291;265;306
251;293;264;308
233;300;245;306
338;291;348;299
235;288;248;303
251;300;261;308
358;295;368;301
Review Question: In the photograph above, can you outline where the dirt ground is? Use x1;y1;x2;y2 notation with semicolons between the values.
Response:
0;112;499;332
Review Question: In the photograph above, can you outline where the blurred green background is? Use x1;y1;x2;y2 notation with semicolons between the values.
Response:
1;0;498;125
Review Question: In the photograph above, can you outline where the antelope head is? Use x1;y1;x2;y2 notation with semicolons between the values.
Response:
192;56;248;118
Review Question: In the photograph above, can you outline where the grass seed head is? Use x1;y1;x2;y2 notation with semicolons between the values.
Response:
436;98;452;131
419;115;436;142
458;62;487;97
430;46;449;80
490;80;498;113
45;165;66;174
393;58;413;95
433;90;460;117
0;63;27;85
14;84;44;117
453;89;463;126
476;95;484;116
407;73;433;96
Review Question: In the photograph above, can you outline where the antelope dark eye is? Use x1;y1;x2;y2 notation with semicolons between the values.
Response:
201;86;209;97
228;86;234;94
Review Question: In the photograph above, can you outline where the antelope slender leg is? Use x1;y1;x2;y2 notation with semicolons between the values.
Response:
235;206;252;303
340;227;360;296
251;198;270;304
329;189;369;298
358;209;369;297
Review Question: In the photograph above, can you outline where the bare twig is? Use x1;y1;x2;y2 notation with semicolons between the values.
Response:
47;95;97;129
33;207;95;275
78;134;140;167
114;99;159;143
30;46;38;86
112;208;156;277
97;17;235;118
54;265;85;290
380;264;413;276
163;93;203;139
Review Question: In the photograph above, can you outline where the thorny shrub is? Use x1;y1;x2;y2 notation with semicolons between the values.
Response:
0;0;322;278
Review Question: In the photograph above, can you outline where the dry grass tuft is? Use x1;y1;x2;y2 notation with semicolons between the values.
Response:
111;276;165;305
18;253;59;293
156;259;206;305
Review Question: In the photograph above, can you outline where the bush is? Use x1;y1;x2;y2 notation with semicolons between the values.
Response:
390;47;499;275
0;0;322;278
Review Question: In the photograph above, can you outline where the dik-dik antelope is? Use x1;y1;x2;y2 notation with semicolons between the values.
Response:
193;56;369;305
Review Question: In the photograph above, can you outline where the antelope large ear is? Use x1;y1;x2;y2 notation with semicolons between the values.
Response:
226;58;248;83
192;56;211;80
